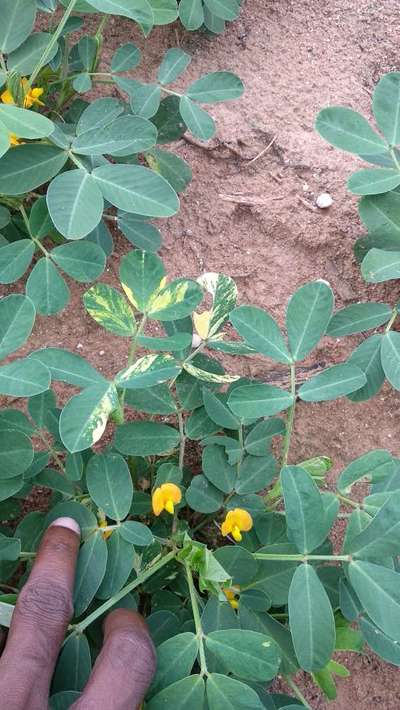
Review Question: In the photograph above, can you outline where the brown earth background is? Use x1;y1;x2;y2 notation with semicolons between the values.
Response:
2;0;400;706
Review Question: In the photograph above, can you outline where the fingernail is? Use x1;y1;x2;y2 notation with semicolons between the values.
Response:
50;517;80;536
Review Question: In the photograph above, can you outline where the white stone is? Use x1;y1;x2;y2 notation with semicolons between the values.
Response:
316;192;333;208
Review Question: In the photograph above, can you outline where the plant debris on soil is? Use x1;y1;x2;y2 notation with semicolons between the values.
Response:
2;0;400;706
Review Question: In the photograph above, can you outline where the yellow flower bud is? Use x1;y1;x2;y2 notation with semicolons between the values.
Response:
221;508;253;541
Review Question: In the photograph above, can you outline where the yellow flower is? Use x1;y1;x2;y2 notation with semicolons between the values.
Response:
152;483;182;516
221;508;253;542
98;511;112;540
9;133;23;147
223;586;240;609
193;310;212;340
1;78;44;109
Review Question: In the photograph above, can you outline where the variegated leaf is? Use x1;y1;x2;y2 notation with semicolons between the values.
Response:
115;354;181;389
184;361;239;384
197;272;237;336
83;283;136;337
59;382;118;453
148;278;203;321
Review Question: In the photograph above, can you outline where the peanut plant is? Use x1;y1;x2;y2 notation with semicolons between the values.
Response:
0;3;399;710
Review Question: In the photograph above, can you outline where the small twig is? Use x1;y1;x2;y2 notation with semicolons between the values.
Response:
297;195;317;212
219;192;284;206
245;134;277;167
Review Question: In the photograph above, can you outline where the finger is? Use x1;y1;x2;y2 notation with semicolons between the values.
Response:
0;518;80;710
71;609;156;710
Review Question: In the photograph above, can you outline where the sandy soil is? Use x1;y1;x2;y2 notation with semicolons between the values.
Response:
2;0;400;705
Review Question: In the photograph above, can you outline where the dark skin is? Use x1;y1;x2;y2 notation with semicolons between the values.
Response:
0;518;157;710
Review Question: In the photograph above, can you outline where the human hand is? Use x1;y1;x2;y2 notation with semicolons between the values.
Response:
0;518;156;710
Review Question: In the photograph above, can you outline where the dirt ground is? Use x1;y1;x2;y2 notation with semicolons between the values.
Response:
3;0;400;705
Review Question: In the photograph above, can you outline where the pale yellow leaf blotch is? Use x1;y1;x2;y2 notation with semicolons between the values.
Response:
193;310;212;340
121;282;139;309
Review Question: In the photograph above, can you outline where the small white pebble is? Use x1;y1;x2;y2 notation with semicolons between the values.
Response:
99;350;105;355
192;333;202;348
316;192;333;209
76;343;83;350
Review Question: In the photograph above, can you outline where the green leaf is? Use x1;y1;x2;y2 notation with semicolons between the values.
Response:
381;331;400;389
0;206;10;230
0;477;24;502
7;32;59;74
206;673;264;709
185;474;223;513
0;533;20;562
346;490;400;559
286;281;334;361
76;98;124;135
206;630;280;682
28;389;56;427
349;560;400;641
0;144;68;195
362;248;400;282
204;0;240;20
29;348;105;387
150;633;198;696
359;191;400;236
145;148;192;193
298;364;366;401
214;545;257;585
230;306;291;364
151;95;186;143
125;384;177;414
72;115;157;157
179;96;215;141
360;616;400;666
148;279;203;321
84;284;135;336
51;242;105;282
237;454;276;494
119;521;153;546
59;382;118;453
158;48;191;85
119;250;165;312
73;534;108;617
203;389;240;430
115;354;181;389
114;421;179;456
179;0;204;30
288;563;335;671
137;333;192;351
96;533;134;599
337;449;394;494
86;453;133;521
347;334;385;402
228;383;294;419
130;82;161;119
111;42;141;72
187;72;244;103
50;691;80;709
26;258;70;316
147;675;205;710
0;294;35;360
0;104;54;139
85;220;113;256
315;106;387;155
348;168;400;195
46;170;104;239
84;0;154;24
184;362;238;384
327;302;392;337
52;634;91;693
372;72;400;145
0;0;36;53
117;213;162;251
281;466;333;553
0;358;50;397
202;444;237;493
0;409;34;436
65;453;83;482
185;407;219;440
245;419;285;456
30;196;58;240
148;0;178;25
92;164;179;217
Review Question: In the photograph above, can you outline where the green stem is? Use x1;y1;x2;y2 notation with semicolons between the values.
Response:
185;564;208;677
160;86;182;98
385;307;398;333
177;407;186;470
337;493;360;509
29;0;79;86
281;362;296;467
20;552;36;560
284;675;312;710
19;205;50;257
0;52;7;77
118;314;147;412
71;550;176;635
253;552;351;562
68;151;88;171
